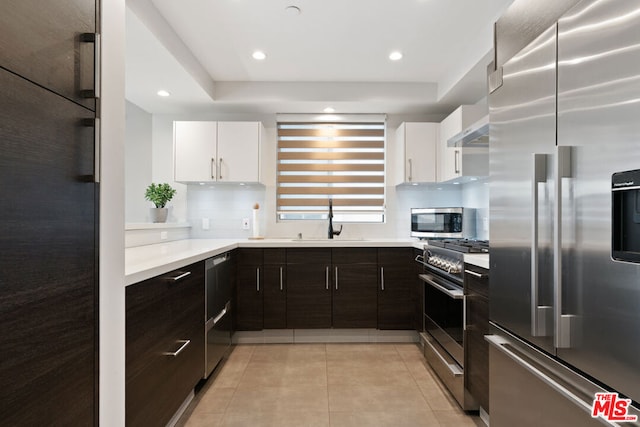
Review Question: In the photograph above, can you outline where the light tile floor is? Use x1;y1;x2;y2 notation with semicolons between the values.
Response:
177;343;484;427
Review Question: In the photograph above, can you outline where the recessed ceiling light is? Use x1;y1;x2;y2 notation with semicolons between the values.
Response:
324;107;335;113
252;51;267;60
285;5;301;16
389;51;403;61
157;90;170;97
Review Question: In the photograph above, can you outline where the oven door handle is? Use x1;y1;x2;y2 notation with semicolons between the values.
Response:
414;254;429;267
419;274;463;299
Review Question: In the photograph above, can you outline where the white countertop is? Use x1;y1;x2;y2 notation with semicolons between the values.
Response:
125;238;489;285
464;253;490;270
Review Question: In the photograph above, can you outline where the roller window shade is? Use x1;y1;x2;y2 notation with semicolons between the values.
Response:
277;122;386;222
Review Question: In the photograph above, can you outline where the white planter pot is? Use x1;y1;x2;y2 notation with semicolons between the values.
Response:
150;208;168;223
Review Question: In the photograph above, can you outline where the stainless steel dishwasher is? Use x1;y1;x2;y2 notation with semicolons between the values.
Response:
205;252;232;378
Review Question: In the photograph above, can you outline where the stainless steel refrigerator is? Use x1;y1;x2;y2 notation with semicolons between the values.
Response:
488;0;640;425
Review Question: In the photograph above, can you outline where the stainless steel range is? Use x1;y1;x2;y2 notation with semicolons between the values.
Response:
416;239;488;411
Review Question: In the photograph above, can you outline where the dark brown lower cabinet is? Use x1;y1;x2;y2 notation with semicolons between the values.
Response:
464;263;490;412
236;249;263;331
263;249;286;329
126;262;205;427
377;248;415;329
332;248;378;328
414;248;425;332
286;248;332;328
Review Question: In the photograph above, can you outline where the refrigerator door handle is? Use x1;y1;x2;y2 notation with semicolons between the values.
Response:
531;153;552;337
486;334;594;415
555;146;574;348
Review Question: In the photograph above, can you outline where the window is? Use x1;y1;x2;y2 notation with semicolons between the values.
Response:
276;120;386;222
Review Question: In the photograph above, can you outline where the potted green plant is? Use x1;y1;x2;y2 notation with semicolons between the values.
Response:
145;183;176;223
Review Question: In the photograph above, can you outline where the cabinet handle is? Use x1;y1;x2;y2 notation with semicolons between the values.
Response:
463;295;467;331
335;267;339;290
454;150;460;174
381;266;385;291
279;267;283;291
167;271;191;282
81;118;100;183
211;158;216;179
256;267;260;292
163;340;190;357
408;158;413;182
326;266;329;290
464;269;487;279
219;158;223;180
79;33;100;99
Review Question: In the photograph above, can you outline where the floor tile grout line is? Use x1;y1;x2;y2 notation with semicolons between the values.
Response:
220;344;255;425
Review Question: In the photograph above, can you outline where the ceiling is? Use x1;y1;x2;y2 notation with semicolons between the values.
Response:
125;0;514;116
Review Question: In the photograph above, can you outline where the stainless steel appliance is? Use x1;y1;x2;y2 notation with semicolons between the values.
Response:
205;252;233;378
488;0;640;424
411;208;475;239
415;239;489;411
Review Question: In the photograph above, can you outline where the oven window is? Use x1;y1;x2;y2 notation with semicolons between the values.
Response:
424;284;463;344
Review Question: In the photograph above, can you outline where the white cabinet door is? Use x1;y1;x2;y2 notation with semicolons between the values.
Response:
438;110;462;182
174;121;217;182
217;121;262;183
437;105;488;182
395;122;438;185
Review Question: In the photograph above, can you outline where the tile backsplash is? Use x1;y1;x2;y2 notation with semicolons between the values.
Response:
186;183;482;240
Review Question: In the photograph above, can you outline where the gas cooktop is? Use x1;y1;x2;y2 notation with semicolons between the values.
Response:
426;239;489;254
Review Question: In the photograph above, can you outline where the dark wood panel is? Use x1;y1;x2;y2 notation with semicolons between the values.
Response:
286;248;331;264
0;0;97;110
378;248;415;330
236;264;263;330
464;264;489;298
414;249;425;332
0;68;96;426
237;248;263;266
332;247;377;264
332;264;377;328
263;265;287;329
465;263;490;412
286;263;332;328
263;248;286;264
126;262;205;427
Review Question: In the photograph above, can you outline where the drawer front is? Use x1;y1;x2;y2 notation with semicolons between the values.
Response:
464;264;489;298
126;261;205;427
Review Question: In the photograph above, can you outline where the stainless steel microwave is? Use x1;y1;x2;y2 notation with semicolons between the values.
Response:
410;208;475;239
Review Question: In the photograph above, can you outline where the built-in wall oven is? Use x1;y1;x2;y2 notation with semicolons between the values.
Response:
416;239;488;411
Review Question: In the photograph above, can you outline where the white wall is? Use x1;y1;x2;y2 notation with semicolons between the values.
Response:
129;112;477;239
462;179;490;240
124;110;497;240
125;101;152;222
101;0;126;425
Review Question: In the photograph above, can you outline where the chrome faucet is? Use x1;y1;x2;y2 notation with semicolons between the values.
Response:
327;198;343;239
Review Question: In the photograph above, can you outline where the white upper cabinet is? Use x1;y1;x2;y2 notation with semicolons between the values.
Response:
395;122;438;185
174;121;218;182
217;121;262;183
438;105;488;182
174;121;263;183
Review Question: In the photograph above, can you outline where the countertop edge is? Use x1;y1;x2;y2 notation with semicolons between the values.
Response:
126;238;425;286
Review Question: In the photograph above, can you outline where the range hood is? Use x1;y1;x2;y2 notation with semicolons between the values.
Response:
447;115;489;147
